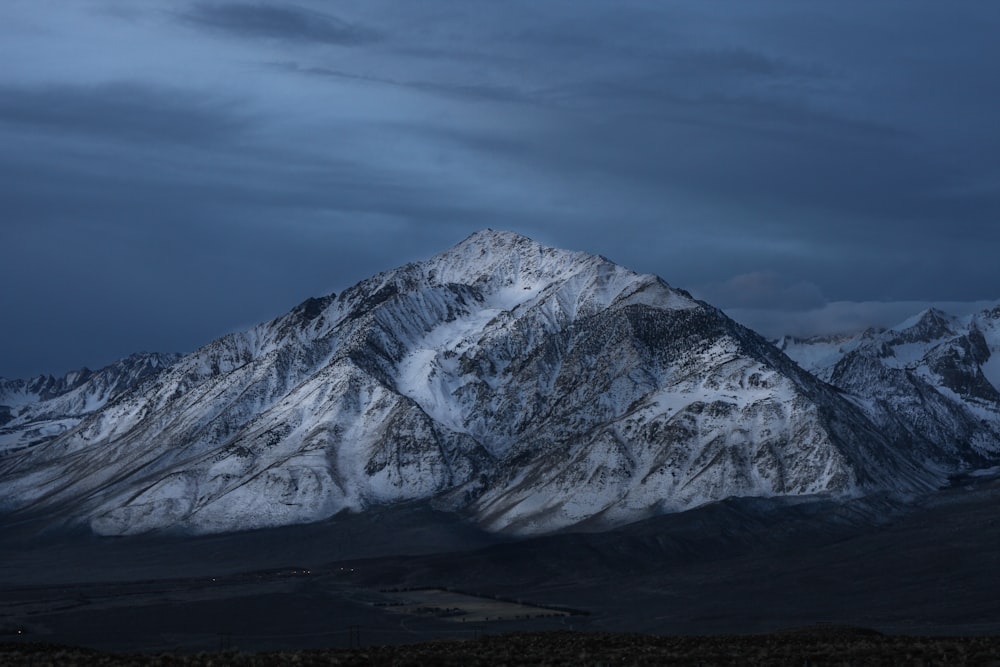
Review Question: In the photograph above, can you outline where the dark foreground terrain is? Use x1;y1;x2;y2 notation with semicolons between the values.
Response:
5;629;1000;666
1;473;999;658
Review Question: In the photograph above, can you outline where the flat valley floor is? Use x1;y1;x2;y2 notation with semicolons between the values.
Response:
1;473;999;660
6;630;1000;666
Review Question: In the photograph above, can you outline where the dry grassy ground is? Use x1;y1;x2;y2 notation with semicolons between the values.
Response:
4;629;1000;666
377;587;572;622
5;481;1000;661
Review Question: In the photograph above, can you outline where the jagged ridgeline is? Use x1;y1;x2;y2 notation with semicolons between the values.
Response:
778;307;1000;471
1;231;995;536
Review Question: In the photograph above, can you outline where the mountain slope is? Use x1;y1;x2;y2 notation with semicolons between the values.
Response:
0;231;957;536
0;353;181;454
778;307;1000;469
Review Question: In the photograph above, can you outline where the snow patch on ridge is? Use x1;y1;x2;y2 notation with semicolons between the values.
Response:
981;355;1000;393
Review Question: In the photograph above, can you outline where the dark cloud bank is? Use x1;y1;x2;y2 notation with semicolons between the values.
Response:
180;2;379;44
1;1;998;378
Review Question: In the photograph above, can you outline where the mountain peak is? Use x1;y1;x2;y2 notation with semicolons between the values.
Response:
443;229;565;263
459;228;536;246
0;233;954;537
425;229;601;291
892;307;957;343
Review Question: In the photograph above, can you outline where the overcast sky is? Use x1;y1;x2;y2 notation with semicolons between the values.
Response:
3;1;999;378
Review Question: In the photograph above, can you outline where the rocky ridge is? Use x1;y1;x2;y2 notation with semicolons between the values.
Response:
777;306;1000;472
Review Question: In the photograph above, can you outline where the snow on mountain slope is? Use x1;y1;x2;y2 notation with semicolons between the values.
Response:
971;306;1000;394
0;231;964;536
0;353;181;454
778;307;1000;466
775;333;869;383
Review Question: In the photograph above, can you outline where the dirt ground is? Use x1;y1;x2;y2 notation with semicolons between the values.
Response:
4;629;1000;666
376;588;571;623
3;477;1000;657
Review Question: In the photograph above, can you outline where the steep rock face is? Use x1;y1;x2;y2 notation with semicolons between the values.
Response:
0;231;946;536
778;308;1000;469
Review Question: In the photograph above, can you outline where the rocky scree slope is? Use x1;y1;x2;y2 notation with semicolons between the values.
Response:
0;231;950;536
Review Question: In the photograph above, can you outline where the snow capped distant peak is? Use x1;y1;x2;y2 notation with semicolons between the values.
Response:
0;353;177;408
777;303;1000;470
0;351;182;455
973;304;1000;325
891;307;958;342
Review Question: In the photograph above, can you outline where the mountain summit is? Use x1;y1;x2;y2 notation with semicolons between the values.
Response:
0;231;955;535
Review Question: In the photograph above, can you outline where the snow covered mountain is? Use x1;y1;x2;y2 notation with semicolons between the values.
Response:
777;307;1000;470
0;231;980;536
0;353;181;454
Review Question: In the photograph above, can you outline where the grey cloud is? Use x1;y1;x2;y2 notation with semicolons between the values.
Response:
727;300;1000;340
270;61;538;106
411;83;917;217
692;272;826;312
0;143;469;378
181;2;378;45
396;80;534;105
4;0;1000;378
528;86;991;231
668;48;829;80
0;82;250;146
359;98;1000;303
0;128;489;235
541;71;904;141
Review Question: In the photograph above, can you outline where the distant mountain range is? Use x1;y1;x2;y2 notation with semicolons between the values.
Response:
777;306;1000;473
0;353;181;452
2;230;998;536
